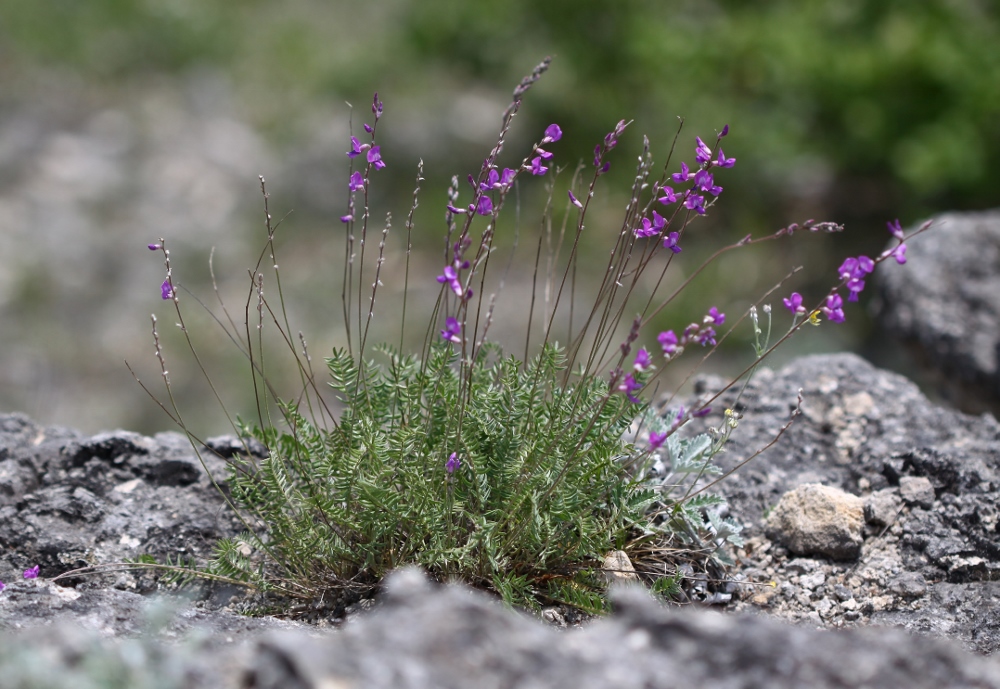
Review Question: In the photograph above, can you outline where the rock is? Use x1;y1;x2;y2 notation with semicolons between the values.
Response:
239;569;1000;689
687;352;1000;652
864;488;903;528
899;476;935;508
875;210;1000;415
0;412;240;592
601;550;639;585
765;483;865;560
888;572;928;599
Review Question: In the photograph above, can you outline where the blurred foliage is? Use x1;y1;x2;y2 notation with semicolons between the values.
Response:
3;0;995;222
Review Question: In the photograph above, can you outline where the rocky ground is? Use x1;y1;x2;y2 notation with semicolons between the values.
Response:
3;347;1000;686
5;211;1000;685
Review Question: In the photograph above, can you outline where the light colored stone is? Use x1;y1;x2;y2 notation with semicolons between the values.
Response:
765;483;865;561
899;476;935;508
602;550;639;584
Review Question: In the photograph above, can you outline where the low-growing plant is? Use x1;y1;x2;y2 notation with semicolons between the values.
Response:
134;58;927;615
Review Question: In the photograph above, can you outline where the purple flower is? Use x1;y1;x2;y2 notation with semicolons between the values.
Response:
347;136;368;158
500;168;516;188
846;277;866;302
542;123;563;143
649;430;668;451
363;123;373;133
568;190;583;209
529;157;548;176
671;161;694;184
160;278;174;300
684;193;705;215
890;244;907;264
718;124;730;139
445;203;466;215
694;170;723;196
634;347;652;372
147;243;161;251
672;406;686;429
658;329;678;356
534;146;553;160
697;327;717;347
783;292;806;314
441;317;462;343
695;137;713;165
476;195;493;216
822;293;846;323
367;146;385;170
635;214;660;239
481;169;500;191
348;171;364;192
23;565;39;579
0;580;5;593
446;452;461;474
617;373;643;404
437;265;463;297
692;406;712;418
838;256;874;282
715;149;735;168
663;232;682;253
372;92;384;118
340;214;353;223
706;307;725;325
657;186;678;204
887;218;905;240
663;233;683;253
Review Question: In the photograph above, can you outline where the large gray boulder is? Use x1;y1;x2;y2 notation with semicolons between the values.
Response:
686;352;1000;652
875;209;1000;414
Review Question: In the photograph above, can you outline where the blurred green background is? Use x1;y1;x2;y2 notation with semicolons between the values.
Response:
0;0;996;436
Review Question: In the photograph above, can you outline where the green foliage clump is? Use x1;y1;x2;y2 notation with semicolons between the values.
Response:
211;341;658;612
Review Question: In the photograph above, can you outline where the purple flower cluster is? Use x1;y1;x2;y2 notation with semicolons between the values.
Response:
446;124;562;219
783;219;909;324
528;123;562;176
446;452;461;474
655;127;734;219
656;306;725;360
615;307;725;406
468;167;516;216
631;127;735;249
341;94;386;223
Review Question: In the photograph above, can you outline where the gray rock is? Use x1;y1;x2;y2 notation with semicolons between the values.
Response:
875;209;1000;415
241;568;1000;689
765;483;865;560
899;476;935;509
888;572;928;599
688;352;1000;652
8;568;999;689
0;412;241;591
864;488;903;528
